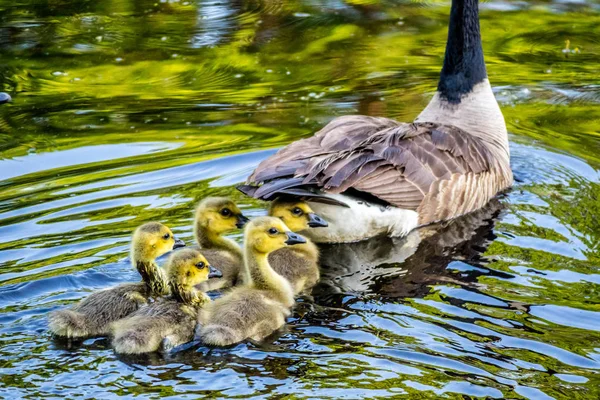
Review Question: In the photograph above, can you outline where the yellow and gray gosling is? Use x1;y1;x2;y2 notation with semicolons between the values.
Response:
48;222;184;338
193;197;249;291
268;199;327;295
199;217;305;346
111;249;221;354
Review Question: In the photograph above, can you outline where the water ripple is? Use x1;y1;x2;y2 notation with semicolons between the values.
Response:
1;0;600;398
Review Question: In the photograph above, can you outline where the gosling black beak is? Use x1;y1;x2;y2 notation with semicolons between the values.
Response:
236;214;250;229
173;238;186;249
285;231;306;245
307;212;328;228
208;265;223;279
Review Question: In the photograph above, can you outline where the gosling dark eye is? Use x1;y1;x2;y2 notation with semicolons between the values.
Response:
163;233;170;240
292;207;303;216
220;208;231;217
195;262;205;269
268;228;279;235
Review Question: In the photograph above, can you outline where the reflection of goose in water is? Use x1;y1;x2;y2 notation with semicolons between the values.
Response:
315;199;506;300
315;231;421;295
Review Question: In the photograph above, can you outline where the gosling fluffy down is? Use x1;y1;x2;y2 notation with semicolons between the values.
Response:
268;199;327;295
199;217;305;346
48;222;183;338
111;249;221;354
193;197;249;291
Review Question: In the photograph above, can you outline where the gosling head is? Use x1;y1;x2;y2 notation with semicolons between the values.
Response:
194;197;250;236
269;199;328;232
245;216;306;254
131;222;185;263
166;248;222;289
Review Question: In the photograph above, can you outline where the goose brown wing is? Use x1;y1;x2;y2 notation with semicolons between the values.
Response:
248;116;400;183
241;115;506;223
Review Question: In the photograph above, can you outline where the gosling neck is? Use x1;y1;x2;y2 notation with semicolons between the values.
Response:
289;240;319;260
170;281;210;307
131;251;169;295
195;223;243;260
245;247;294;308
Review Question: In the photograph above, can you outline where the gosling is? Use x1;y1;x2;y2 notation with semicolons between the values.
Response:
193;197;249;291
48;222;184;338
268;199;327;295
111;249;221;354
199;217;306;346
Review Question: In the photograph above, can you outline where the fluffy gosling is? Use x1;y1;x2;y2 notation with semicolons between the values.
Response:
48;222;184;338
111;249;221;354
199;217;305;346
193;197;249;291
268;199;327;295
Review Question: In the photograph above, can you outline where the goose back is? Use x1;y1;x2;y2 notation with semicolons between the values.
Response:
241;116;512;225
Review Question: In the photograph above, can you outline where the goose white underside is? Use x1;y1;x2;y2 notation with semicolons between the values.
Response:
302;194;419;243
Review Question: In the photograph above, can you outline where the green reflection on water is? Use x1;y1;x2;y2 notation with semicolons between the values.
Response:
1;0;600;398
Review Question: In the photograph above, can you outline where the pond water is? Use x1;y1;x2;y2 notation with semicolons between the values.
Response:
1;0;600;398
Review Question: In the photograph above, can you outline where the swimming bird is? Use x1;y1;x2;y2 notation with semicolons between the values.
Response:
198;217;306;346
267;199;327;295
111;248;222;354
48;222;185;338
238;0;513;243
193;197;249;291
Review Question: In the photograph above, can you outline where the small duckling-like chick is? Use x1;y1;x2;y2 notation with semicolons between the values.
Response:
193;197;249;292
48;222;184;338
199;217;306;346
111;249;221;354
268;199;327;295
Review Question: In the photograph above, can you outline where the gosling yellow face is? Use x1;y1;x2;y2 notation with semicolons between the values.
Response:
131;222;185;262
194;197;250;235
167;249;222;288
269;199;328;232
245;216;306;254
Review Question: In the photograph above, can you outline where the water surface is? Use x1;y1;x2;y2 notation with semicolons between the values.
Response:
1;0;600;398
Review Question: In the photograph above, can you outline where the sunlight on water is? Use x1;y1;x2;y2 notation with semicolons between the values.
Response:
1;0;600;398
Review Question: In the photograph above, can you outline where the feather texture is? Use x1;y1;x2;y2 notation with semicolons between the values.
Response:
241;116;512;225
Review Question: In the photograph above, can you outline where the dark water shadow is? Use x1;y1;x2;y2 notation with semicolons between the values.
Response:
314;198;508;304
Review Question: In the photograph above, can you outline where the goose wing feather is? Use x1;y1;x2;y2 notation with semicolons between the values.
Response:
242;116;504;223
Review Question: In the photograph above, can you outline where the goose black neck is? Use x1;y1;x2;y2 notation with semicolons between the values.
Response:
438;0;487;103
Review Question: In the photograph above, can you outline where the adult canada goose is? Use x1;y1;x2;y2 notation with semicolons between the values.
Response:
199;217;306;346
238;0;512;243
193;197;249;291
111;249;222;354
267;199;327;295
48;222;185;338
